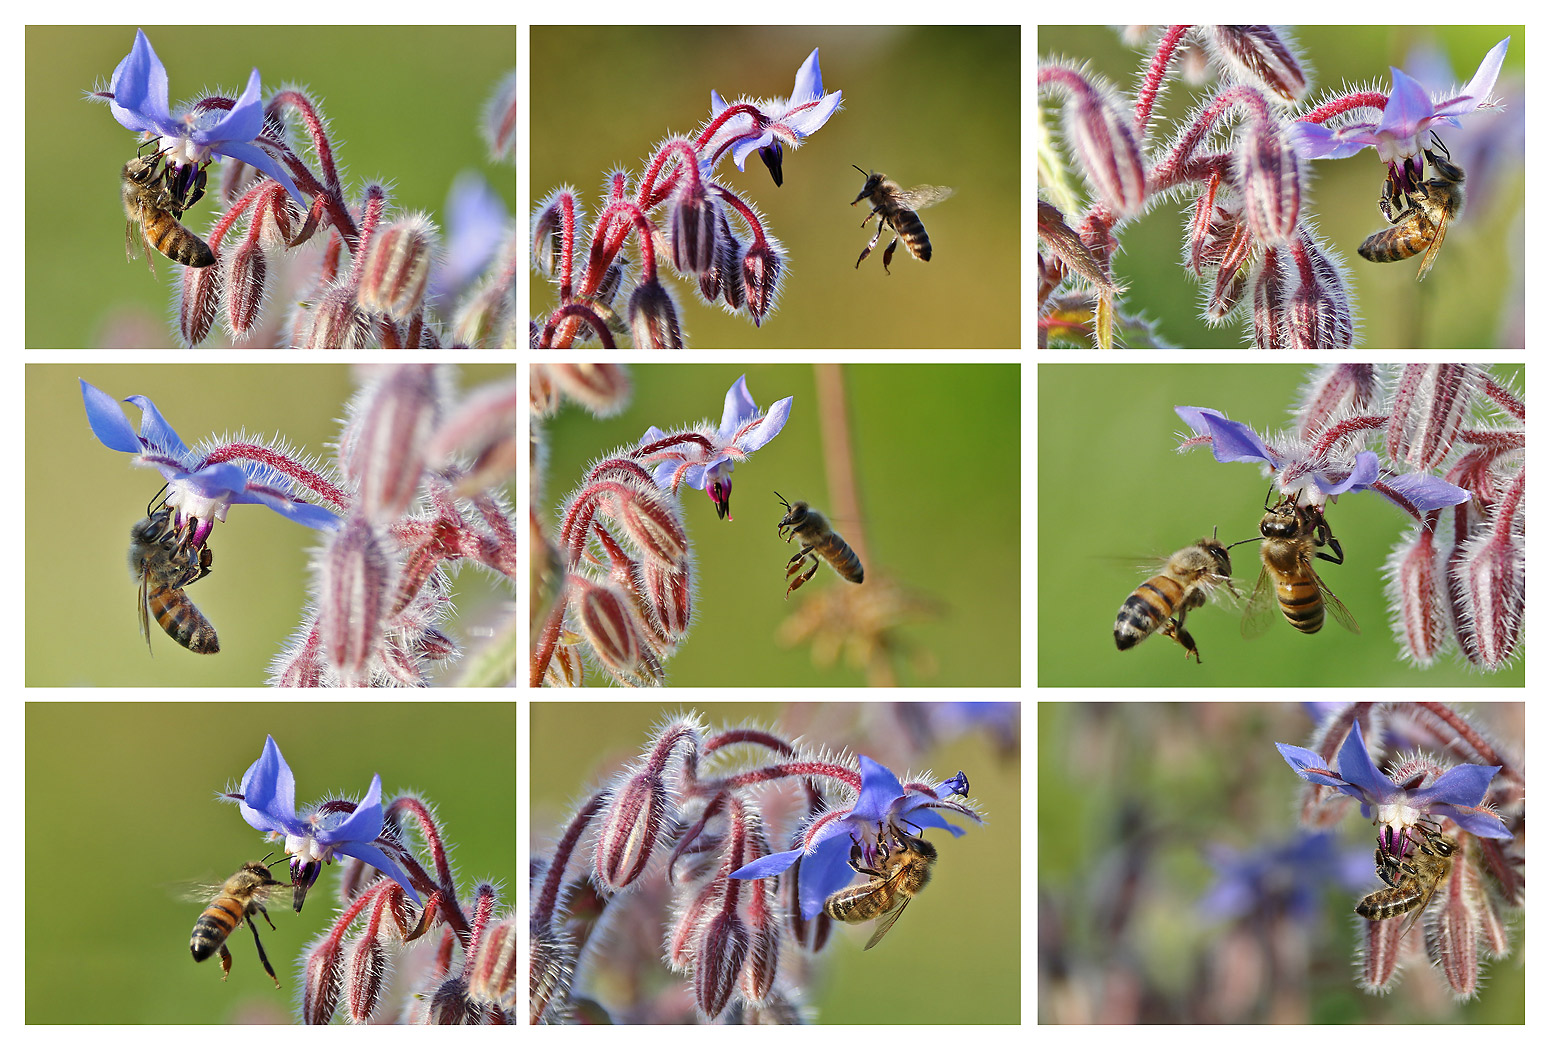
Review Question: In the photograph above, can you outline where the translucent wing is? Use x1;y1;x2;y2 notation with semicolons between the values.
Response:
862;898;911;950
1314;571;1361;634
1241;567;1279;638
898;185;955;211
137;571;154;653
1414;208;1451;281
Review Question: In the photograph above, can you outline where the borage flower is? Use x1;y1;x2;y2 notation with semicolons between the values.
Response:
97;28;305;209
706;48;843;187
634;374;792;519
81;378;340;545
1176;405;1471;513
224;735;422;909
1291;37;1508;205
1275;720;1510;844
730;755;978;921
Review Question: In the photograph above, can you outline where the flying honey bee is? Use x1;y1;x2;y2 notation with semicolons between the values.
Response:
774;492;864;598
122;144;215;272
1355;820;1457;937
190;860;290;987
1242;494;1359;637
1114;535;1238;662
129;504;219;654
850;165;954;274
823;823;937;950
1357;134;1464;281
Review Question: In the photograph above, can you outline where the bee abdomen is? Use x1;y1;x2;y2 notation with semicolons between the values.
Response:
821;538;865;583
150;222;215;267
190;901;242;959
895;215;932;261
1114;577;1183;649
1275;582;1325;633
150;590;220;653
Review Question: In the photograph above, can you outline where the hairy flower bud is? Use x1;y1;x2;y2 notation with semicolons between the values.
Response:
741;238;781;326
594;769;669;889
627;278;684;348
360;215;438;319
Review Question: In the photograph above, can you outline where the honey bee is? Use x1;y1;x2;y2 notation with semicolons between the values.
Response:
190;860;290;987
823;823;937;950
850;165;954;274
1114;535;1238;662
122;144;215;272
129;505;219;654
774;492;864;598
1355;820;1457;937
1242;494;1359;637
1357;134;1464;281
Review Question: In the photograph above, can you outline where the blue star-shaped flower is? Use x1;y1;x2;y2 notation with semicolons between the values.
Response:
729;755;978;920
228;735;421;906
708;48;843;187
81;378;340;542
105;28;305;210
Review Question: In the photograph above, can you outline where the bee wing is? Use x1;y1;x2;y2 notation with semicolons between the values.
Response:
1240;567;1279;638
1315;572;1361;634
862;898;911;950
899;185;955;210
137;570;155;653
1414;208;1451;281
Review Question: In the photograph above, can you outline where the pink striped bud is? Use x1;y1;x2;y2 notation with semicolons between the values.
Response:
178;261;221;346
627;278;684;348
1064;79;1146;217
639;562;694;647
346;364;436;520
568;575;662;686
594;770;669;889
1386;524;1446;666
670;179;719;275
1296;364;1379;441
226;237;268;336
620;484;690;569
1238;123;1300;246
319;516;391;685
301;936;345;1025
1210;25;1308;103
694;910;750;1019
359;215;437;319
1455;495;1524;669
741;238;781;326
343;935;388;1024
1386;365;1480;470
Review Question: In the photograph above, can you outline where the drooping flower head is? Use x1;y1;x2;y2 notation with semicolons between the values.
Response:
730;755;979;920
705;48;843;187
1176;405;1471;514
634;374;792;519
226;735;421;907
99;28;305;209
82;378;340;545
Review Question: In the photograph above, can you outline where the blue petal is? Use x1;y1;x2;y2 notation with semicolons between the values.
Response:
790;49;824;104
335;840;422;904
785;90;843;137
719;375;757;437
239;735;300;832
219;139;307;210
320;774;385;844
80;379;143;453
734;395;792;452
731;847;802;880
123;394;191;460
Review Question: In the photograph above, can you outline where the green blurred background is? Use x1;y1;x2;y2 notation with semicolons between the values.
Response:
535;363;1021;686
27;363;513;687
531;701;1020;1023
24;701;515;1023
1038;363;1525;687
25;25;515;348
531;26;1020;348
1037;25;1524;348
1038;702;1524;1022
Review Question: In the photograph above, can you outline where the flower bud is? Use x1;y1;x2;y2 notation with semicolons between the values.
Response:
627;278;684;348
1386;365;1479;470
344;935;388;1024
670;180;719;275
741;238;781;327
594;769;669;889
359;215;438;319
694;910;750;1019
226;237;268;336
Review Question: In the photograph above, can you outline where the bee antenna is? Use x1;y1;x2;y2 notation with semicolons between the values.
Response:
1224;535;1262;551
773;490;790;509
147;482;171;516
852;164;869;176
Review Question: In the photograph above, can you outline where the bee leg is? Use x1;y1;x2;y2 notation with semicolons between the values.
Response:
1160;618;1203;662
217;942;233;981
856;225;883;269
247;914;281;988
786;553;819;599
882;234;900;275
